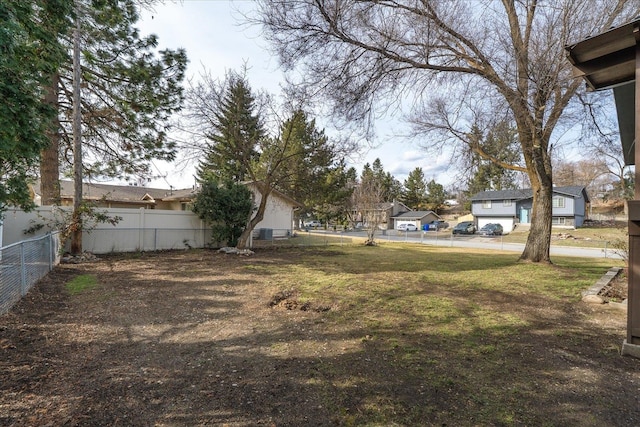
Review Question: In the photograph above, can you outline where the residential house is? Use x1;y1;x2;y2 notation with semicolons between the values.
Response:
352;199;412;229
31;180;195;210
30;180;303;238
470;186;590;232
392;210;441;230
245;182;303;238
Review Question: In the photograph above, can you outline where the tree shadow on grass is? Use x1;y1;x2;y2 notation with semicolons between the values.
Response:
0;249;637;426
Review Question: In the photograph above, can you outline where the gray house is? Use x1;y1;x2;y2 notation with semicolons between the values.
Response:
470;186;590;232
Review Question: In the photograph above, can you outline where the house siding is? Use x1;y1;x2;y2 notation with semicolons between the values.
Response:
250;187;296;237
471;187;589;229
471;200;517;216
552;195;575;216
571;193;587;227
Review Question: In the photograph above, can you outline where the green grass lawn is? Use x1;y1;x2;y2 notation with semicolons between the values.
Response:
243;244;628;425
292;225;628;251
5;244;633;426
500;225;628;251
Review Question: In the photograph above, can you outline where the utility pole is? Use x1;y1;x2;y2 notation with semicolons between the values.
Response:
71;0;83;255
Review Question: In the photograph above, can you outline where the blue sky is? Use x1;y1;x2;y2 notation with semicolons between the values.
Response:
136;0;452;190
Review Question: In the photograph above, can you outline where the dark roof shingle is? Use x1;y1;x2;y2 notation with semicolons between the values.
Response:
470;186;589;202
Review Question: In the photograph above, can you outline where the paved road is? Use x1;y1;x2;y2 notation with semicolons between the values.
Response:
311;229;622;260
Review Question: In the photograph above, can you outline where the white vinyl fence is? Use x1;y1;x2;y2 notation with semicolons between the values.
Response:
2;207;211;253
2;206;298;253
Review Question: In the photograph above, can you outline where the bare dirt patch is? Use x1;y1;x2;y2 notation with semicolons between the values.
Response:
1;248;639;426
599;271;629;303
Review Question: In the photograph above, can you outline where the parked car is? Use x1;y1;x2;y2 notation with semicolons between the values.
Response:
478;223;504;236
303;220;322;228
397;223;418;231
452;221;476;235
428;220;449;230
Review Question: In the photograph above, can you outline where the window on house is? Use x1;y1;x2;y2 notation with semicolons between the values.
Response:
482;200;492;209
552;196;565;208
552;217;566;225
503;200;512;207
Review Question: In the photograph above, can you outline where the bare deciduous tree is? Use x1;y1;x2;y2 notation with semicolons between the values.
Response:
553;158;610;192
352;177;386;245
255;0;639;263
578;91;632;199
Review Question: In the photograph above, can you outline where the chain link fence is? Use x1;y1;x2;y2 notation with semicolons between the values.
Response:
0;232;61;316
0;225;620;316
251;228;362;248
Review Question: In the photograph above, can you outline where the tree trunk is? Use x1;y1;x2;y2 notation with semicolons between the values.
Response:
520;181;553;263
519;141;553;263
40;73;60;205
70;8;83;255
237;185;272;249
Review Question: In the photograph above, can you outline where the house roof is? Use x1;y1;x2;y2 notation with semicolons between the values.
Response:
392;210;439;220
552;186;591;202
470;186;590;203
246;181;304;208
33;180;190;204
565;17;639;166
32;179;303;207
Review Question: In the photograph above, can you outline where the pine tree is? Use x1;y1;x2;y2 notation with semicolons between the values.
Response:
1;0;70;212
371;158;402;201
40;0;187;203
402;168;427;210
426;179;447;213
274;109;351;221
465;122;522;199
196;73;263;183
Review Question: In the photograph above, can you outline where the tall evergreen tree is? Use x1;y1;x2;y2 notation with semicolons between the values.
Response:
465;122;522;197
40;0;187;203
1;0;70;212
359;158;402;202
402;168;427;210
426;179;447;214
275;109;351;221
371;158;402;201
188;72;357;248
196;73;263;183
360;162;373;182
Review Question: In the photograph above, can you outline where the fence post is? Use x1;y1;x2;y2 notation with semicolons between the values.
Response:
20;242;27;296
48;233;53;270
138;208;145;251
